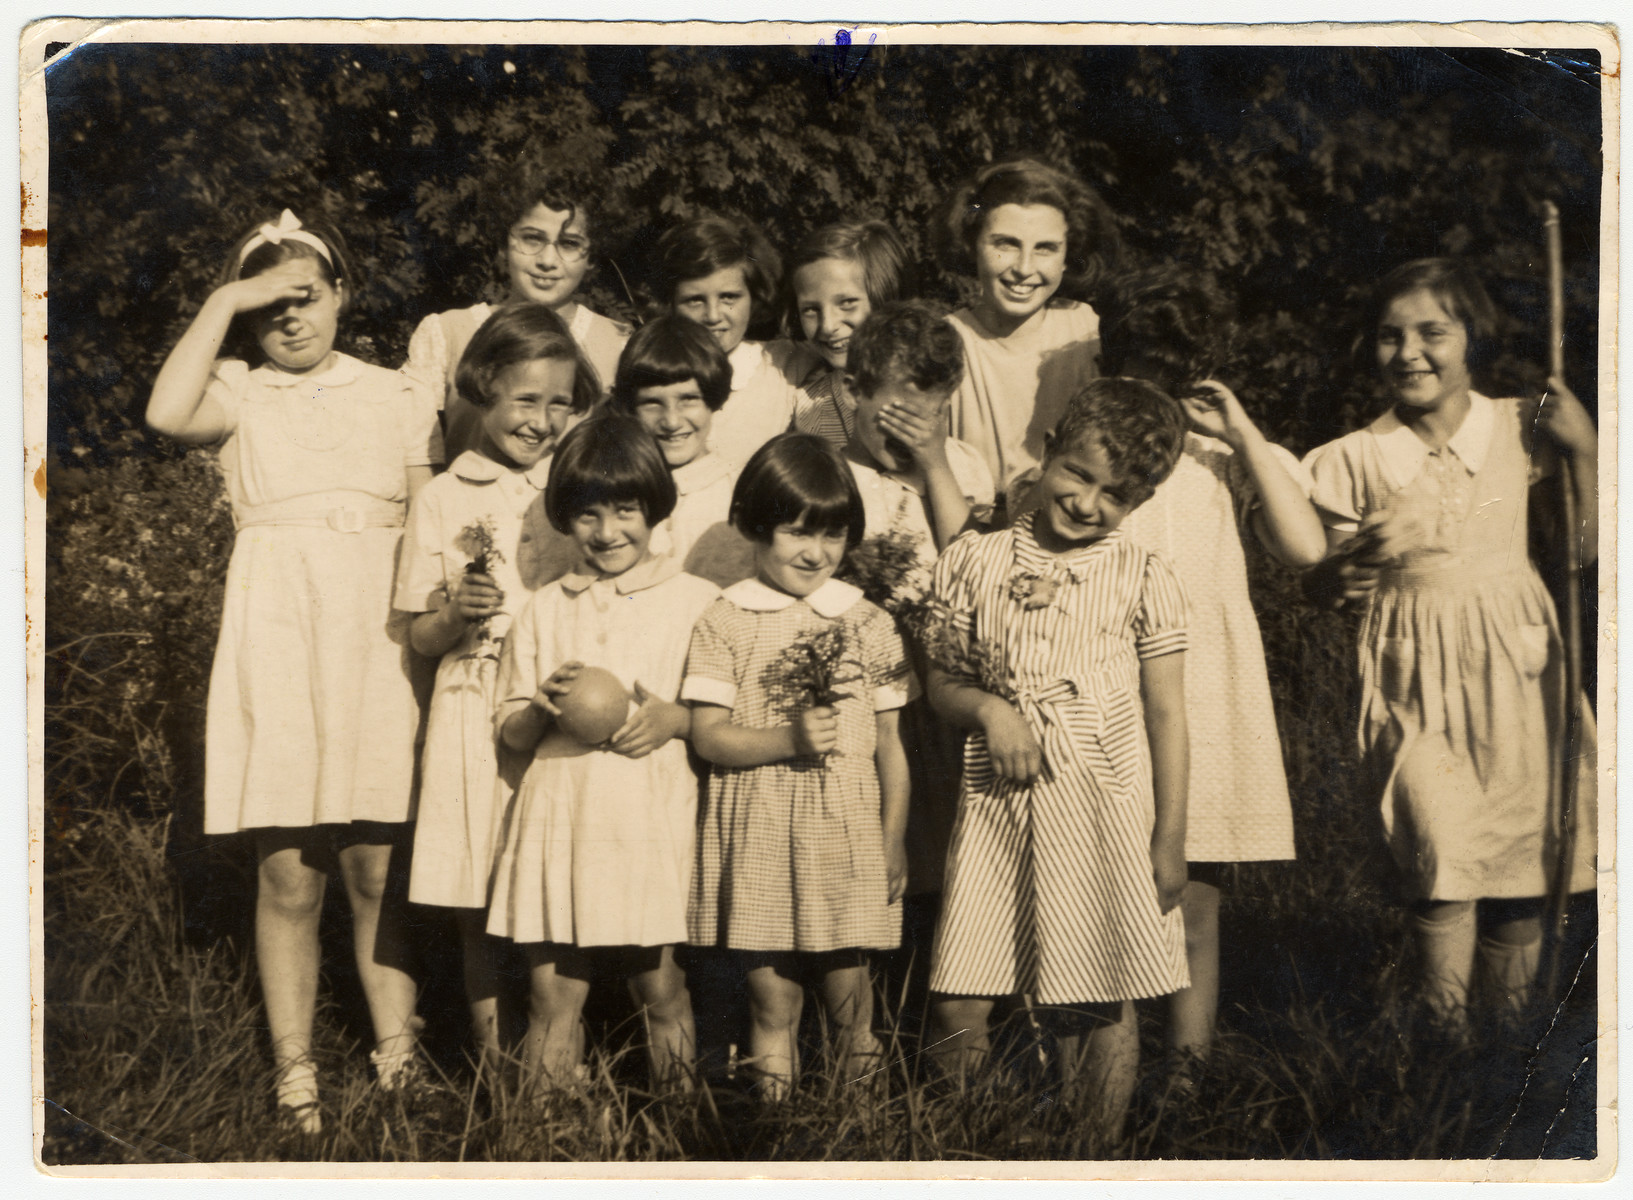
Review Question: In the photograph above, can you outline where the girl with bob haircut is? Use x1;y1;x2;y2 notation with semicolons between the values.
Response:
405;160;629;458
487;413;719;1092
684;433;912;1099
395;302;598;1070
786;219;914;447
1304;256;1597;1039
655;214;807;467
932;157;1122;501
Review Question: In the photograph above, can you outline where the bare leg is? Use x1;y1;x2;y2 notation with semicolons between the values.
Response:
1167;880;1221;1061
521;943;592;1090
929;994;995;1082
255;831;327;1128
336;839;421;1081
628;945;696;1090
746;960;805;1100
1057;1000;1138;1144
818;960;882;1087
455;907;503;1069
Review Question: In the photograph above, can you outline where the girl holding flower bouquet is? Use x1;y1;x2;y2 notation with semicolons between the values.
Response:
683;433;914;1097
395;304;600;1065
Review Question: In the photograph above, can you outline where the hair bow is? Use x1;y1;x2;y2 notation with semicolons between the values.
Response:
237;208;334;269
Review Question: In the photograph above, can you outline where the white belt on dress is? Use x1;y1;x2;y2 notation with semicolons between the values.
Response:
235;495;405;533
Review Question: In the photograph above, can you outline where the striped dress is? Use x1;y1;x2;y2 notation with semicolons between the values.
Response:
926;516;1191;1004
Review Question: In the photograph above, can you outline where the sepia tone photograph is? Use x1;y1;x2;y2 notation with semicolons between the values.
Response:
26;18;1616;1176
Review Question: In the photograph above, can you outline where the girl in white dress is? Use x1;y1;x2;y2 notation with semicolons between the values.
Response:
655;215;809;467
932;157;1120;507
404;165;628;458
146;210;441;1133
395;304;600;1067
1097;270;1326;1065
487;415;720;1090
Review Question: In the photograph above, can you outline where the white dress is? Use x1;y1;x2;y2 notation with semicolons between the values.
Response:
1117;433;1306;863
656;452;756;587
486;556;720;946
202;354;443;833
709;340;807;468
394;450;551;907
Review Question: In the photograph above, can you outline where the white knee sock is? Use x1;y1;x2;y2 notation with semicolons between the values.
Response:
1414;904;1476;1030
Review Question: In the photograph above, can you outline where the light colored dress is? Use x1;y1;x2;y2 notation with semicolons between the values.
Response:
486;556;720;946
709;340;807;468
683;578;914;952
1118;433;1305;863
403;301;627;460
1304;393;1596;901
656;452;755;588
926;516;1191;1004
202;354;442;834
946;302;1101;495
394;450;550;908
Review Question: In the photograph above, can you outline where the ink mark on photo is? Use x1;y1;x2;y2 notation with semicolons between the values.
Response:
815;28;877;98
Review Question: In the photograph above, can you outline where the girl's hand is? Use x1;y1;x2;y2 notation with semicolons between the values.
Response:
1150;837;1187;915
450;572;504;623
884;832;908;904
877;398;951;471
792;705;839;756
532;661;584;718
980;699;1043;783
219;259;321;316
1535;376;1597;458
1179;380;1255;447
609;682;688;759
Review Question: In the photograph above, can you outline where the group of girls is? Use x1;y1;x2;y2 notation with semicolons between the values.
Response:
147;152;1598;1141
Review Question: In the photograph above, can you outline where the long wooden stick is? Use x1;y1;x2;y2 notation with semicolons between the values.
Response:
1542;199;1583;1002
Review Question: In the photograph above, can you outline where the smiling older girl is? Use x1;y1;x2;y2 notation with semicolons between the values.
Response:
147;210;442;1132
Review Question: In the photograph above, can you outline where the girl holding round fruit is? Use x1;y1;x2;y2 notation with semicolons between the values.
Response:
485;414;720;1090
394;303;600;1067
405;163;629;459
933;157;1120;511
146;209;442;1132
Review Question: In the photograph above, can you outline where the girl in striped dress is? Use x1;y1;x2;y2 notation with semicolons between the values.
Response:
683;434;914;1098
924;378;1191;1138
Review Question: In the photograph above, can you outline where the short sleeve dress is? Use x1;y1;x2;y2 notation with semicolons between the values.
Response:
926;516;1191;1005
485;556;721;947
1303;393;1596;902
403;301;627;460
394;450;552;908
708;340;809;468
203;354;443;834
946;302;1101;496
683;577;915;952
1117;433;1305;864
654;452;756;588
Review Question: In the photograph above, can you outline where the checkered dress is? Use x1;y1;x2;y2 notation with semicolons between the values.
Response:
926;517;1191;1004
682;579;913;952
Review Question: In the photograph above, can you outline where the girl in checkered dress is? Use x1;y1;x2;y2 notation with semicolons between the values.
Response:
683;434;914;1098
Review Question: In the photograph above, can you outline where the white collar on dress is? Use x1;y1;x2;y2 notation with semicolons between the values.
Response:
1367;390;1495;489
726;340;765;392
672;451;735;497
723;576;863;618
251;352;362;389
448;449;552;489
559;551;682;597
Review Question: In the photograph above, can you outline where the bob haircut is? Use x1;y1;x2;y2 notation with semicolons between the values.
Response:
655;215;783;339
454;302;603;414
729;432;865;549
846;302;965;399
216;213;355;362
783;219;911;334
933;157;1121;302
544;413;678;534
1097;266;1236;397
1048;377;1187;508
610;315;733;414
1366;257;1499;371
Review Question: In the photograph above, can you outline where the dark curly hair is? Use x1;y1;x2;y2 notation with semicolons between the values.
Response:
846;301;965;399
933;157;1121;304
655;214;783;342
1048;377;1187;507
1364;257;1498;372
1097;265;1237;397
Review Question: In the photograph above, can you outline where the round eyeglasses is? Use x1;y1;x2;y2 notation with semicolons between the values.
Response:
508;226;591;263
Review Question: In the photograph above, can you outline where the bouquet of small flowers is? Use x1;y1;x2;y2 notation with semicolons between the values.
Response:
837;527;936;644
765;623;863;751
916;598;1008;699
454;517;506;658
